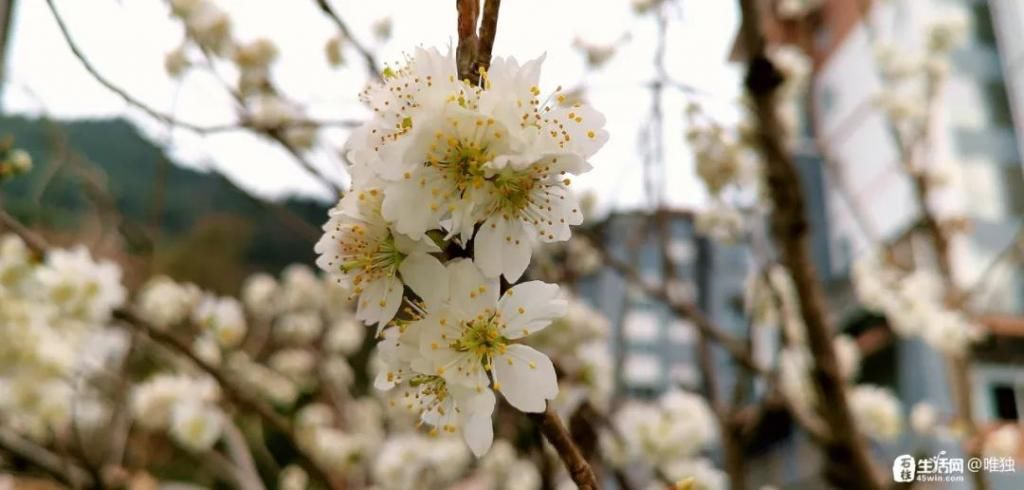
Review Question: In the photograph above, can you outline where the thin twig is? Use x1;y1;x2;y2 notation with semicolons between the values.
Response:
44;0;356;135
0;426;93;488
222;421;267;490
313;0;382;81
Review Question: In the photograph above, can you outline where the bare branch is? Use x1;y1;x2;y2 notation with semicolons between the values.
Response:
527;405;599;490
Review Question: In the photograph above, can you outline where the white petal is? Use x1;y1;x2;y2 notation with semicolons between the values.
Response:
493;345;558;413
355;277;403;325
446;259;499;318
398;253;447;306
464;412;494;457
381;172;447;240
449;384;495;456
473;216;533;282
498;281;566;339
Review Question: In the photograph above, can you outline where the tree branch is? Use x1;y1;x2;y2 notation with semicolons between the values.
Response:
456;0;481;82
0;426;93;488
113;308;337;489
476;0;502;76
736;0;883;488
527;405;599;490
578;228;764;375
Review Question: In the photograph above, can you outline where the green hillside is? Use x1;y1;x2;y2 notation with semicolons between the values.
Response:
0;116;332;291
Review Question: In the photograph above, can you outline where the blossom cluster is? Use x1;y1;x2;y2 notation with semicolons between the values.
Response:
872;9;968;143
853;253;983;356
0;235;127;441
601;390;726;489
0;146;31;181
314;47;607;457
685;104;760;244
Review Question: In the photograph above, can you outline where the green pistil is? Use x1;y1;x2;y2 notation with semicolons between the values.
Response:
491;169;536;214
339;236;405;274
454;317;508;361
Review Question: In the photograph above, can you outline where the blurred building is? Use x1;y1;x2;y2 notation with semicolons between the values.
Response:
735;0;1024;488
574;210;751;399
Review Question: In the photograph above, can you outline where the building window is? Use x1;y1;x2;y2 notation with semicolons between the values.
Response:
1004;165;1024;214
991;384;1020;421
667;319;695;344
971;3;996;46
623;309;660;343
624;353;662;387
984;81;1013;127
819;85;836;117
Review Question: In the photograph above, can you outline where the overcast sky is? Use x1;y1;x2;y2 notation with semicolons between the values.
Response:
4;0;742;213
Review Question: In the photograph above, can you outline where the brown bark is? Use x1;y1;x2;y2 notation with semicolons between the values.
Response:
528;405;600;490
735;1;884;488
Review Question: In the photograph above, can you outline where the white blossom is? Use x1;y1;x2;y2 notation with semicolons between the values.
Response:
169;400;224;452
193;295;247;348
275;311;324;345
279;466;309;490
660;458;727;490
130;374;219;430
325;317;365;355
345;47;606;282
372;433;470;490
315;189;444;326
695;202;744;243
241;272;279;318
910;402;939;434
849;384;903;441
137;276;201;329
165;47;190;77
36;246;125;323
416;260;563;414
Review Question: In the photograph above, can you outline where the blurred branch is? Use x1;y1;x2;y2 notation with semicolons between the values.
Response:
313;0;382;81
0;209;335;487
0;426;93;488
0;208;48;257
189;48;346;198
578;228;764;375
44;0;356;135
527;405;599;490
736;0;883;488
964;219;1024;303
222;421;267;490
114;308;338;489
